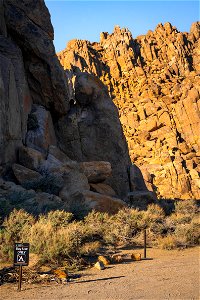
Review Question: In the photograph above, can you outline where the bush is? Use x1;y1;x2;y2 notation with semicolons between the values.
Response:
174;200;198;215
156;235;178;250
0;202;199;266
39;210;73;228
174;221;200;247
0;209;35;261
103;208;144;245
143;204;165;226
2;209;35;241
84;211;111;241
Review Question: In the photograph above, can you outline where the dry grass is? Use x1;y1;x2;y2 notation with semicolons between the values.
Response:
0;200;199;268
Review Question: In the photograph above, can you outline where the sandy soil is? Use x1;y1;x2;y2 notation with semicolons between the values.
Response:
0;247;199;300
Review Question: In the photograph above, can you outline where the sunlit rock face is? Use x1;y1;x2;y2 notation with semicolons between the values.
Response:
58;22;200;200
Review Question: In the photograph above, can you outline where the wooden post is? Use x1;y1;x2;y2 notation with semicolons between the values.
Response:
144;229;147;259
18;265;22;291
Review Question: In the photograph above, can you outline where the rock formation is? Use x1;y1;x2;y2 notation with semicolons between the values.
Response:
55;72;131;198
58;22;200;200
1;0;148;217
0;0;69;166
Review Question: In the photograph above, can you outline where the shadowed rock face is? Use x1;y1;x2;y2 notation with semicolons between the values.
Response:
0;0;70;166
4;0;69;116
58;22;200;200
0;0;69;164
55;72;132;199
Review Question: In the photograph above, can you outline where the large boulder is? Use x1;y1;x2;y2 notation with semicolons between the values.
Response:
0;178;63;217
12;163;42;186
59;168;90;201
80;161;112;183
26;105;57;154
90;183;116;197
48;145;75;164
18;146;45;171
63;190;126;216
0;35;31;165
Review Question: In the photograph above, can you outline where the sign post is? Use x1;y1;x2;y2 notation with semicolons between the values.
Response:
14;243;29;291
144;229;147;259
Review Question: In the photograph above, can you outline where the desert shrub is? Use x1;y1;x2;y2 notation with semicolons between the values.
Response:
174;221;200;247
167;212;192;225
174;200;198;215
0;209;35;261
143;204;165;226
29;221;93;264
2;209;35;241
80;241;102;256
84;211;110;239
39;210;73;228
156;235;178;250
0;204;199;266
27;221;54;256
103;208;144;245
166;200;199;227
155;221;200;249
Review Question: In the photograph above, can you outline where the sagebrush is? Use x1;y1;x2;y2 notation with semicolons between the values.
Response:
0;200;199;268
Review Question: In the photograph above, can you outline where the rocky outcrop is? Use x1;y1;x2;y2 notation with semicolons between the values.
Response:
0;177;64;217
0;0;69;167
4;0;69;116
55;72;132;199
0;14;31;165
58;22;200;200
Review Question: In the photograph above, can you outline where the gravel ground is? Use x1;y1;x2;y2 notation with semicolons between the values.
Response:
0;247;199;300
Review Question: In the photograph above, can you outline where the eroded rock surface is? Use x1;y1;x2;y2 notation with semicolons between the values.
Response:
55;72;132;199
0;0;69;166
58;22;200;200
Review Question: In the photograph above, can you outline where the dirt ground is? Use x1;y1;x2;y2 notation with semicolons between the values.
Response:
0;247;199;300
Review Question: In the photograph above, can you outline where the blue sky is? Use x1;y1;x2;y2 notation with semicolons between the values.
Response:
45;1;199;52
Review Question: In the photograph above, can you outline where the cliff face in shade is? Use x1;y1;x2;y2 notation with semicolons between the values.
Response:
0;0;69;166
58;22;200;200
55;72;132;199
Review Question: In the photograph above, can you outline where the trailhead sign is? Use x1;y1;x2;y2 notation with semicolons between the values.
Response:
14;243;29;266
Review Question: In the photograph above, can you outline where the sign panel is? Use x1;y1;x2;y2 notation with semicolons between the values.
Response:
14;243;29;266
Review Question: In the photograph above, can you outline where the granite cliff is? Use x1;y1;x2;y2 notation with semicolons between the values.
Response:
1;0;151;218
58;22;200;200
